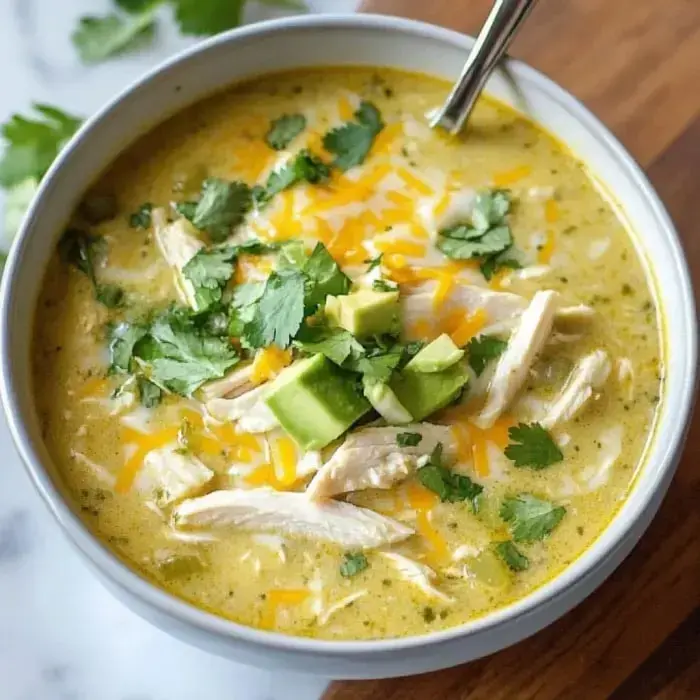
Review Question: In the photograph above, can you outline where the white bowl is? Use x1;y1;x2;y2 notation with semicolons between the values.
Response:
0;14;696;680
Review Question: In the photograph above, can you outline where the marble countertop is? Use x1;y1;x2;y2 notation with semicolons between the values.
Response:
0;1;356;698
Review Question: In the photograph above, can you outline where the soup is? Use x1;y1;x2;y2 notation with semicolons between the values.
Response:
33;68;663;640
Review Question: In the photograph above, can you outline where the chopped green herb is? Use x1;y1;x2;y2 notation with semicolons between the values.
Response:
364;253;383;271
188;177;252;242
95;284;125;308
294;326;364;367
302;242;351;310
137;376;162;408
494;541;530;571
500;494;566;542
108;321;147;372
438;190;514;268
349;347;402;384
480;255;521;281
265;113;307;150
129;202;153;229
397;432;422;448
422;606;436;623
59;229;104;286
174;200;198;221
504;422;563;469
0;104;82;188
466;335;507;374
182;246;238;311
417;444;483;509
322;101;384;171
372;279;397;292
256;149;330;206
72;9;157;64
339;552;368;578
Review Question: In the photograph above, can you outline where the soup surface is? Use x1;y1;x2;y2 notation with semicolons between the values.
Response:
33;68;663;640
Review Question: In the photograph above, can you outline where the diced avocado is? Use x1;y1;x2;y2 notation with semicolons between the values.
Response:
325;289;400;337
406;333;465;373
463;550;512;589
362;379;413;425
389;362;468;421
265;354;370;450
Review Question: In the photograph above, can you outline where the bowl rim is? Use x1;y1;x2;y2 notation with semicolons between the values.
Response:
1;12;696;656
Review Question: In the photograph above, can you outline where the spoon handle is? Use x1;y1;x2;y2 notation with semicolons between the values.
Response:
430;0;539;134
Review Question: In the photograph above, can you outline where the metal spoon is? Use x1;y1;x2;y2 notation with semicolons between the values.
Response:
430;0;539;134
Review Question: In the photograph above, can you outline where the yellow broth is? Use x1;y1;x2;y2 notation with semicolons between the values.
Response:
33;68;662;639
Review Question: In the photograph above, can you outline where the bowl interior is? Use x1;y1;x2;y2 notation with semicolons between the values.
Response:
1;14;695;666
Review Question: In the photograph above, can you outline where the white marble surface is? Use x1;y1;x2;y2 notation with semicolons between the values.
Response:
0;1;357;698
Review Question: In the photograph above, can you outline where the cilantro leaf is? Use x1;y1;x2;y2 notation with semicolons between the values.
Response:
243;271;306;349
480;254;521;281
495;541;530;571
303;243;351;310
365;254;383;271
174;200;197;221
137;376;162;408
500;494;566;542
417;443;483;509
265;113;307;150
372;279;397;292
350;348;402;384
108;322;148;372
129;202;153;229
322;100;384;171
466;335;507;375
182;246;238;311
438;189;514;267
95;284;125;308
339;552;368;578
58;229;104;286
294;326;364;367
397;432;422;447
257;150;330;206
172;0;244;35
0;105;82;188
72;10;157;64
504;422;563;469
191;177;252;242
138;316;240;394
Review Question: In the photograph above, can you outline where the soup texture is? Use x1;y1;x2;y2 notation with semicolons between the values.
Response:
33;68;663;640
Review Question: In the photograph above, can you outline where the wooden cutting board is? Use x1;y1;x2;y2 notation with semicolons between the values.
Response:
324;1;700;698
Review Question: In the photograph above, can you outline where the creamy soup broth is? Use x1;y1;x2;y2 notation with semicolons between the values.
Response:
33;68;662;640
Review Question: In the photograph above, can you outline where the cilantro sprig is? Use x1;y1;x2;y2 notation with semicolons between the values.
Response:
397;432;422;448
417;444;483;511
466;335;507;375
494;541;530;571
500;494;566;542
339;552;368;578
322;101;384;171
504;422;564;469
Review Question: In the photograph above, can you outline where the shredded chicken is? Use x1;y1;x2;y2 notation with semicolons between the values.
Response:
541;350;611;429
381;552;453;603
476;290;559;429
306;424;456;501
206;384;279;434
172;488;414;548
199;364;256;402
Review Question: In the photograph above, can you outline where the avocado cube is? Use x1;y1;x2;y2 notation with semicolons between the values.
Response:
405;333;465;373
325;289;400;338
265;355;370;450
389;362;469;421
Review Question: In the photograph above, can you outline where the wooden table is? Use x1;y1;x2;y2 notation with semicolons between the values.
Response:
324;1;700;698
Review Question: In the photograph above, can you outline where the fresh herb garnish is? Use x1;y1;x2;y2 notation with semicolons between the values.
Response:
495;541;529;571
137;376;163;408
417;444;483;510
480;255;521;281
466;335;507;375
397;432;422;448
185;177;252;242
294;326;364;367
500;494;566;542
437;189;514;269
339;552;368;578
129;202;153;229
108;321;148;372
265;113;307;150
95;284;125;308
504;422;563;469
255;149;330;206
302;242;351;310
372;279;397;292
349;346;403;384
182;246;238;312
0;104;82;189
365;253;383;271
322;101;384;171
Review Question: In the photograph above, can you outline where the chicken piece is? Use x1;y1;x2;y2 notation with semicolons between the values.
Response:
199;364;255;402
381;552;453;603
171;488;414;548
475;290;559;429
152;208;204;310
206;384;279;434
401;282;594;338
318;590;369;626
306;424;456;501
137;444;214;507
541;350;611;429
